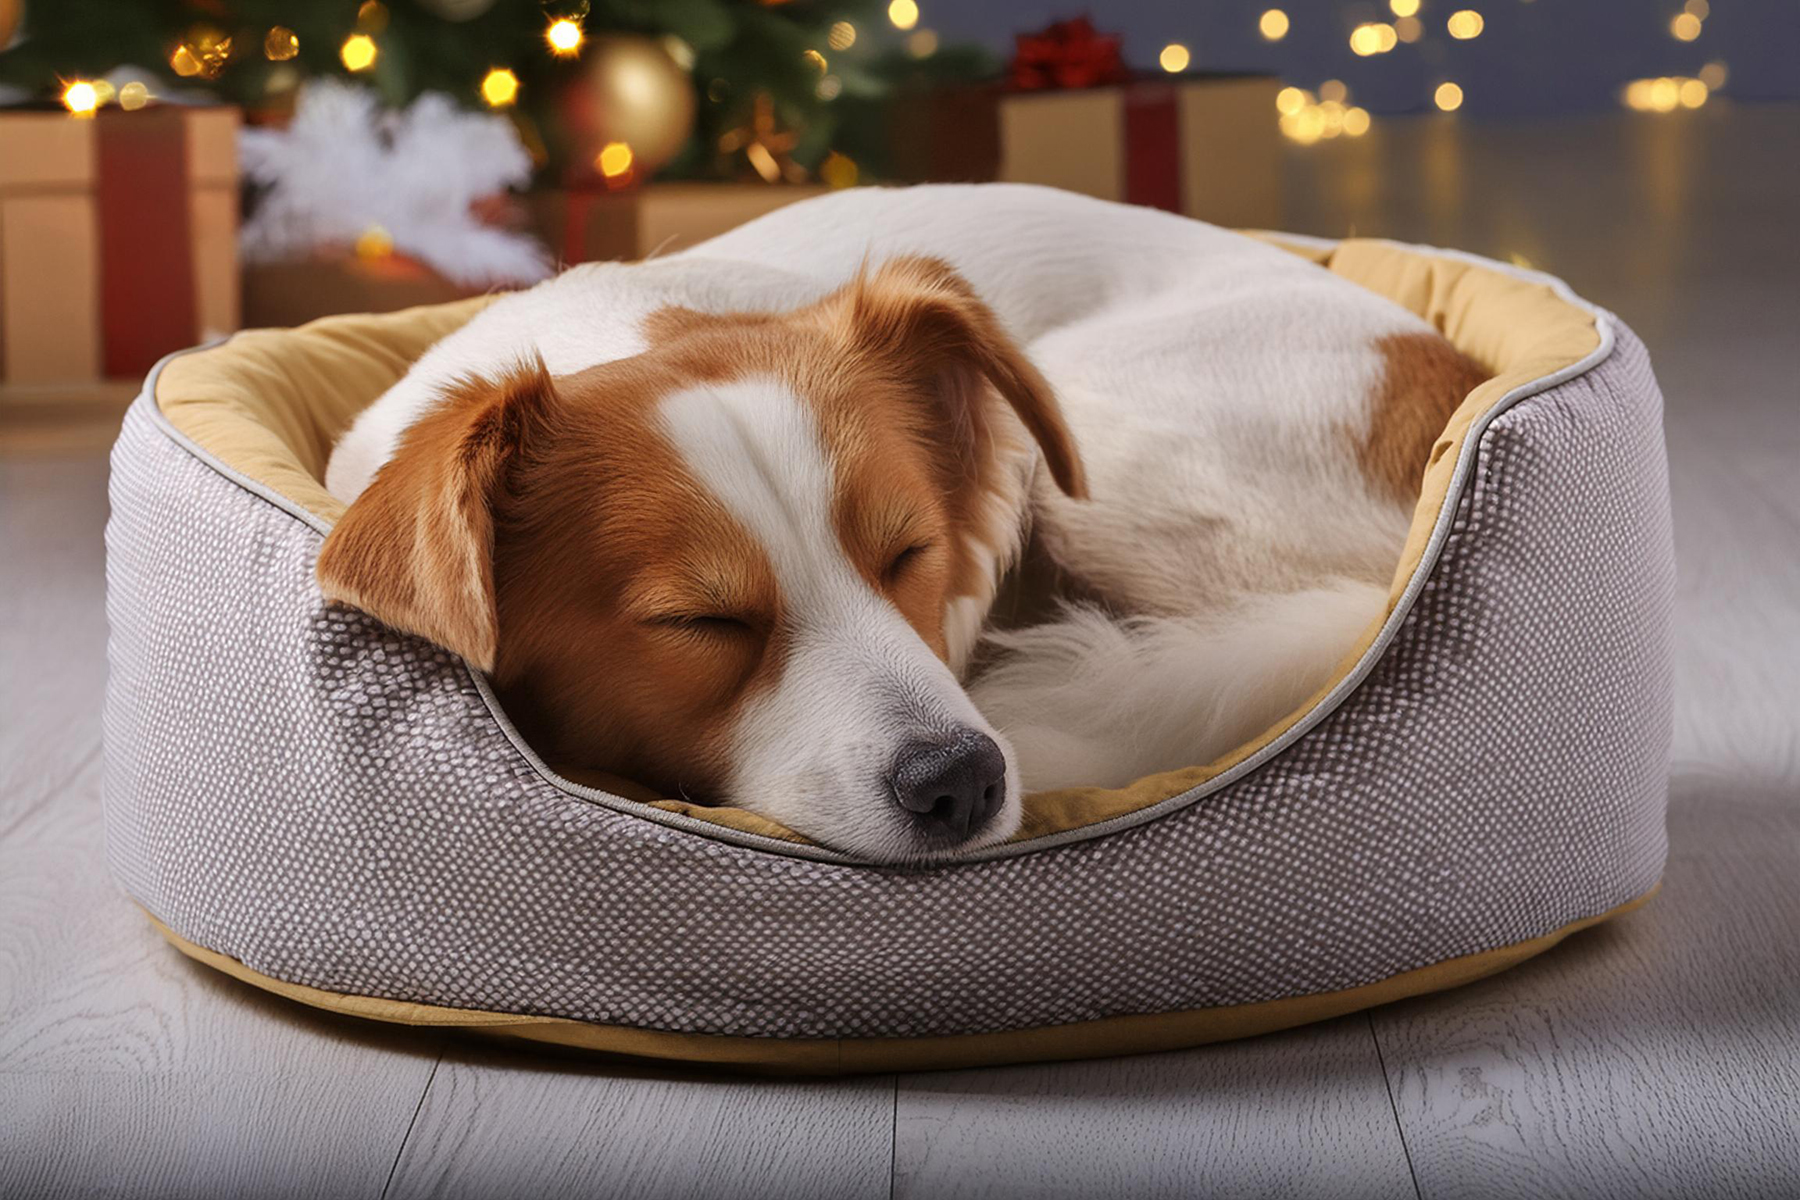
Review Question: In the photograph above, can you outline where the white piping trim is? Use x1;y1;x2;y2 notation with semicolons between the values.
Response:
129;237;1616;869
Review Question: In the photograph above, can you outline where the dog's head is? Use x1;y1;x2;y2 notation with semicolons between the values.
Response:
317;257;1085;861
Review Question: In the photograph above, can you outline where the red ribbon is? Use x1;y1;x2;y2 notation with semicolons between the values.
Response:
96;108;198;377
1007;17;1130;91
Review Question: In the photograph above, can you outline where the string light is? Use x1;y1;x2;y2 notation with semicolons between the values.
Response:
546;18;583;57
1670;12;1701;41
480;68;519;107
1684;0;1709;19
264;27;298;61
1447;10;1484;39
119;81;151;111
1434;82;1464;111
62;80;100;117
820;151;858;189
1350;23;1398;55
1389;0;1420;16
354;225;394;260
1395;15;1423;42
1319;79;1348;103
1159;43;1191;73
356;2;389;34
1344;106;1371;136
596;141;634;179
888;0;919;32
170;28;231;80
802;48;828;75
1259;9;1289;41
907;29;938;57
1699;61;1728;89
828;21;857;51
816;75;842;100
1275;86;1310;116
340;34;378;72
1678;78;1709;107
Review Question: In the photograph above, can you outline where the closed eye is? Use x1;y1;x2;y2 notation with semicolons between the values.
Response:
883;542;934;582
647;613;755;637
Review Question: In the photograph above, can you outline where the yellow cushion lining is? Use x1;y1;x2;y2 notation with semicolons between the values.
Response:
152;239;1601;847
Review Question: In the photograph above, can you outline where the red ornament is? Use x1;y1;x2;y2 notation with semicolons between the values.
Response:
1007;16;1130;91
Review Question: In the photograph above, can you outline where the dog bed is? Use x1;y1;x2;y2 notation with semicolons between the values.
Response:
103;235;1674;1073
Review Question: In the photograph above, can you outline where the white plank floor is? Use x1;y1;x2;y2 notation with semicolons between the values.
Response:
3;106;1796;1199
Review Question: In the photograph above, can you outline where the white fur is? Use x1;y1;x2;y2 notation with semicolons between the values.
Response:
657;378;1021;860
970;581;1391;792
328;184;1439;856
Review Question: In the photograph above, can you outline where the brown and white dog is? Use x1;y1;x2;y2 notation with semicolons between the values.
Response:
321;185;1484;862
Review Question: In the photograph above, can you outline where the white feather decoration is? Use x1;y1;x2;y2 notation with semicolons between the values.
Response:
239;81;551;288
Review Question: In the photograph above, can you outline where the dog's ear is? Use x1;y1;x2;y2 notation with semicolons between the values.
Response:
842;255;1088;499
316;359;556;672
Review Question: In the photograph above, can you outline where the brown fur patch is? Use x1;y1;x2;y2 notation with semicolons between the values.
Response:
1362;332;1490;504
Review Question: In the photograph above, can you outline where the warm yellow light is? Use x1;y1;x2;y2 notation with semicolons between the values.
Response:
1623;79;1655;111
62;81;100;117
119;81;151;111
1344;106;1372;136
1389;0;1420;16
803;48;828;75
340;34;378;72
816;75;842;100
1684;0;1709;18
264;26;298;61
480;68;519;108
820;151;858;190
357;1;389;34
888;0;919;32
1699;60;1728;89
1447;10;1484;39
547;18;583;56
1679;78;1709;108
1434;82;1464;111
596;141;634;178
1319;79;1348;103
1275;86;1309;115
1395;15;1424;42
1670;13;1701;41
1159;43;1191;73
170;45;202;77
1649;77;1680;111
1351;23;1397;55
828;21;857;51
1281;105;1328;145
1318;100;1347;138
354;226;394;260
1259;9;1290;41
906;29;938;57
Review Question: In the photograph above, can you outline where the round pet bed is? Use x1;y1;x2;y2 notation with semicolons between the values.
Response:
102;235;1674;1073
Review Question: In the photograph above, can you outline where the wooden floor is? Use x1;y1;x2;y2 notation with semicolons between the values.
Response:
3;107;1797;1200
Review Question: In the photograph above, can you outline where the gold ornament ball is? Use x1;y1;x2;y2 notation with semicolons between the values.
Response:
0;0;23;49
559;35;695;182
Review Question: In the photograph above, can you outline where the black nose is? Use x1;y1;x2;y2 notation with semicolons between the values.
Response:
891;730;1008;841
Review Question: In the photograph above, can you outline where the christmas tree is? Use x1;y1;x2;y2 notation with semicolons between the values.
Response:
0;0;994;184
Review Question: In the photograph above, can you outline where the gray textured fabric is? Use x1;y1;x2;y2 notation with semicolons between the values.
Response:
101;323;1673;1041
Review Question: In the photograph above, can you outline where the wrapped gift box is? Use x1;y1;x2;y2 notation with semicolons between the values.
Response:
531;182;830;265
894;74;1284;230
0;105;239;385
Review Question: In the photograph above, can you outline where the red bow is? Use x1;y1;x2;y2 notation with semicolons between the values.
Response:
1008;16;1130;91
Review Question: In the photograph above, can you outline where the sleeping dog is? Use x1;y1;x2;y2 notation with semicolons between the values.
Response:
321;185;1484;862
